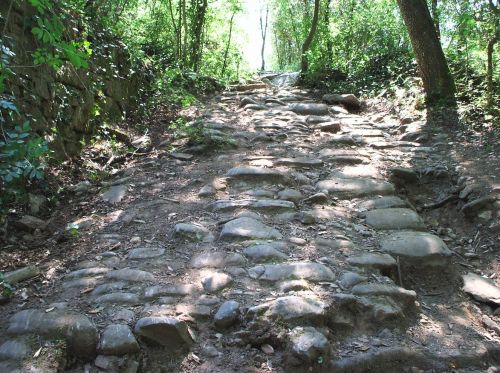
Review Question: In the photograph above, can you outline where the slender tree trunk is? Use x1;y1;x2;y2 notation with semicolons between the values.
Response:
431;0;440;38
486;0;499;108
324;0;333;65
260;6;269;71
182;0;188;65
396;0;455;104
221;11;236;77
189;0;208;72
301;0;320;72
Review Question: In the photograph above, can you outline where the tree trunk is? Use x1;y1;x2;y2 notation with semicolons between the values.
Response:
301;0;320;72
396;0;455;104
260;6;269;71
324;0;333;64
221;11;236;77
431;0;440;38
189;0;208;72
486;0;499;108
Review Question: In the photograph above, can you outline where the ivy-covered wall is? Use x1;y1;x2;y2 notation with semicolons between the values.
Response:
1;1;145;158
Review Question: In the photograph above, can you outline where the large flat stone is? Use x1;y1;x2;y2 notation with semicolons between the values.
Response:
358;196;408;211
462;273;500;305
106;268;155;282
247;296;327;324
98;324;139;355
190;252;247;268
134;317;194;349
102;185;127;204
144;284;195;299
248;262;335;282
211;199;295;213
365;208;425;230
174;223;214;242
214;300;240;329
347;253;397;270
289;103;329;116
220;217;282;241
351;283;416;305
243;244;288;263
7;309;97;358
275;158;323;168
316;177;394;198
225;166;290;184
289;326;330;363
380;231;452;266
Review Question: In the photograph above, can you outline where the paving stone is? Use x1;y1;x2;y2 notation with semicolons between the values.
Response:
247;296;327;324
248;262;335;282
134;317;194;349
91;282;128;297
211;199;295;213
202;272;233;292
102;185;127;204
220;217;283;241
98;324;139;355
358;196;408;211
278;279;310;292
144;284;196;300
290;103;329;116
190;252;247;268
63;277;103;289
243;244;288;263
214;300;240;329
462;273;500;305
322;93;361;109
0;339;30;360
94;292;141;305
303;193;329;205
380;231;452;266
175;304;211;320
316;177;395;198
351;283;416;305
174;223;214;242
198;184;216;197
365;208;425;230
289;326;330;363
315;237;355;251
278;189;303;204
338;272;367;289
3;266;39;284
275;158;323;168
225;166;290;184
128;247;165;259
65;267;110;280
106;268;155;282
347;253;397;271
7;309;97;358
315;122;341;133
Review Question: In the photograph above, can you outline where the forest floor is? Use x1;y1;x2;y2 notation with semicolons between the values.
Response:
0;81;499;372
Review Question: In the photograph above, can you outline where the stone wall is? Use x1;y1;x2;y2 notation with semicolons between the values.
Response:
0;1;145;158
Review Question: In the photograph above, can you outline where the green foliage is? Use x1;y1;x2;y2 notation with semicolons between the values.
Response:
0;272;14;299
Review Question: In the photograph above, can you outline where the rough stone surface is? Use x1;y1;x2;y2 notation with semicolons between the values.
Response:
98;324;139;355
243;244;288;263
202;272;233;292
322;93;361;109
94;292;141;305
351;283;417;305
247;296;327;324
278;189;304;204
220;217;283;240
7;309;98;358
339;272;367;289
102;185;128;204
365;208;425;230
4;266;40;284
289;326;330;363
248;262;335;282
316;177;395;198
347;253;397;270
380;231;452;266
225;166;289;184
106;268;155;282
0;339;30;361
211;199;295;213
214;300;240;329
144;284;195;299
290;103;329;116
174;223;214;242
134;317;194;349
358;196;408;211
190;252;246;268
462;273;500;305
